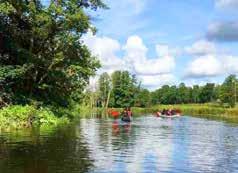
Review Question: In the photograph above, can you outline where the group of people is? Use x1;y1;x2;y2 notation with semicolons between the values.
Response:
108;107;132;121
122;107;132;117
121;107;132;122
109;107;181;118
156;109;181;117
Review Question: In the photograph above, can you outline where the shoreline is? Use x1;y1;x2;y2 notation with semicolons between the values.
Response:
1;104;238;130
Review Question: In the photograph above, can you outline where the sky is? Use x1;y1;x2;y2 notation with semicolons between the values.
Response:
82;0;238;90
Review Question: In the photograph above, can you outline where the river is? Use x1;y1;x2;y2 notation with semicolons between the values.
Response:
0;115;238;173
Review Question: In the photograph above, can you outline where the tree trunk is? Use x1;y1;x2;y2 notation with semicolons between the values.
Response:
105;89;111;110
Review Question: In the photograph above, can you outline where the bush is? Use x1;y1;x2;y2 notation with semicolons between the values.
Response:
0;105;70;130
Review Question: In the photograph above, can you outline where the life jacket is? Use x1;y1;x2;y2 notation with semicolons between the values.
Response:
127;111;132;117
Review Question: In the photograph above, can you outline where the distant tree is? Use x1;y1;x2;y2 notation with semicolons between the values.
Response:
191;85;200;103
135;88;151;107
151;89;160;105
98;72;111;108
220;75;237;107
111;71;137;108
177;83;190;104
199;83;215;103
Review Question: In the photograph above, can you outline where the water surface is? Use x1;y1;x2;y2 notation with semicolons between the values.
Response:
1;115;238;173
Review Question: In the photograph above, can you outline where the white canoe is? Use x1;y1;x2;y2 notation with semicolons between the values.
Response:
159;114;180;118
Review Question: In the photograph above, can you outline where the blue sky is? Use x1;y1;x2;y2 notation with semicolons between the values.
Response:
83;0;238;90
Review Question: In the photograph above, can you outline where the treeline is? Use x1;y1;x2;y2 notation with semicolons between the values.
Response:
152;74;237;107
90;72;238;108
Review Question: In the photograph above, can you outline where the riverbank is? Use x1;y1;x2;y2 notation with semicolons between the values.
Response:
0;105;74;130
1;103;238;130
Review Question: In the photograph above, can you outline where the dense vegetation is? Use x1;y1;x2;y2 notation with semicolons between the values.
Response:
151;74;237;108
90;72;238;108
86;71;151;108
0;0;106;128
0;0;107;107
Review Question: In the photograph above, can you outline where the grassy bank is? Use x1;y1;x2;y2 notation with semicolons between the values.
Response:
0;104;109;130
0;105;72;130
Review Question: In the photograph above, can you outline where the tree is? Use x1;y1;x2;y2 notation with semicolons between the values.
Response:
98;72;111;108
177;83;190;104
220;75;237;107
110;71;137;108
134;88;151;107
199;83;215;103
0;0;106;106
190;85;200;103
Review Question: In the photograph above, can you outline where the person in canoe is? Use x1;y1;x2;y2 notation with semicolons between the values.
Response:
108;109;120;119
156;109;181;117
121;107;132;122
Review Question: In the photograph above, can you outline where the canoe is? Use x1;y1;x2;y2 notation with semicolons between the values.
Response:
159;114;180;118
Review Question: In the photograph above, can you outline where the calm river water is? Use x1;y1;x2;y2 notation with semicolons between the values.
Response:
0;115;238;173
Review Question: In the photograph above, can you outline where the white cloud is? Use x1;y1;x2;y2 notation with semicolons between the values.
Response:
133;56;175;76
215;0;238;9
123;35;148;63
185;40;216;55
123;36;176;76
184;39;238;78
83;33;126;74
83;33;176;89
185;53;238;78
185;55;223;78
138;74;176;89
222;55;238;73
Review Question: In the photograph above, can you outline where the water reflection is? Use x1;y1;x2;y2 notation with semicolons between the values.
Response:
0;125;93;173
0;116;238;173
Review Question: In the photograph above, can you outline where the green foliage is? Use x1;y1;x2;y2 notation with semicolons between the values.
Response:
0;105;71;130
0;105;37;129
151;82;219;105
220;75;238;108
37;107;70;126
110;71;137;108
134;88;151;107
98;72;111;107
0;0;106;106
88;73;238;111
190;85;200;103
199;83;216;103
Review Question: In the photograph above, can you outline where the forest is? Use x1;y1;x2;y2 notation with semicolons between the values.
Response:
90;72;238;109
